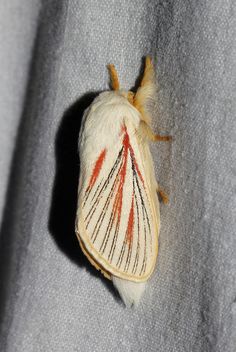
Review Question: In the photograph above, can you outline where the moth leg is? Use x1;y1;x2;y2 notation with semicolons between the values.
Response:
158;188;169;204
107;64;120;90
133;56;156;124
154;134;172;142
156;185;169;204
137;120;172;142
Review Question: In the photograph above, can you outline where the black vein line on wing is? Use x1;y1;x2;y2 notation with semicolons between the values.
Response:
107;220;120;261
117;154;137;270
109;149;134;265
83;182;93;207
85;148;123;226
91;178;116;243
91;178;103;202
117;238;126;268
124;240;132;272
99;207;116;253
109;206;122;263
100;195;120;255
133;171;151;234
106;148;128;263
83;178;104;209
132;157;148;275
132;188;140;274
124;173;136;272
91;157;123;243
132;161;149;275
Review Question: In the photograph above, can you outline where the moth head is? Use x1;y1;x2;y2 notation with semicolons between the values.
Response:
120;90;134;105
107;56;155;114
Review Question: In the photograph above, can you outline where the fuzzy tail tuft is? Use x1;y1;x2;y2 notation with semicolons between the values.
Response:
112;276;146;307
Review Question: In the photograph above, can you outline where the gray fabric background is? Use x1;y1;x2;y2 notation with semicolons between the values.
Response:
0;1;236;351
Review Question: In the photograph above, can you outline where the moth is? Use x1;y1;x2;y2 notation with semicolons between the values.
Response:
75;57;171;307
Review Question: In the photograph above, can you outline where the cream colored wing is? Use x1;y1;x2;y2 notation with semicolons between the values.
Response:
76;122;159;282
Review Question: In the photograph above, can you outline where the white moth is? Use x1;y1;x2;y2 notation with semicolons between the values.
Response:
75;57;171;307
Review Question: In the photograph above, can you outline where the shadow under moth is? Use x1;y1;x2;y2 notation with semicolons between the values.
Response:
75;57;171;307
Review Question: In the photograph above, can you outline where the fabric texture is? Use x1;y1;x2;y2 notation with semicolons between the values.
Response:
0;1;236;351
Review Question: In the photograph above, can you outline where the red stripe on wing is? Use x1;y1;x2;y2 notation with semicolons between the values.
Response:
113;124;145;245
126;196;134;245
112;128;129;224
87;148;107;190
123;125;145;185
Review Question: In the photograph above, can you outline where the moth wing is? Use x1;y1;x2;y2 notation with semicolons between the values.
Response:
76;121;159;282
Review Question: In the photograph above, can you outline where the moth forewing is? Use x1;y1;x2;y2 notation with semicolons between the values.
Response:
75;96;159;283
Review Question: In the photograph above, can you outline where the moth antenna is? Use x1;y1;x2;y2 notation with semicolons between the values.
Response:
133;56;156;124
107;64;120;90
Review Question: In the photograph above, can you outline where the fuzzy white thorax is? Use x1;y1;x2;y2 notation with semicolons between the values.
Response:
112;276;146;307
79;91;140;164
